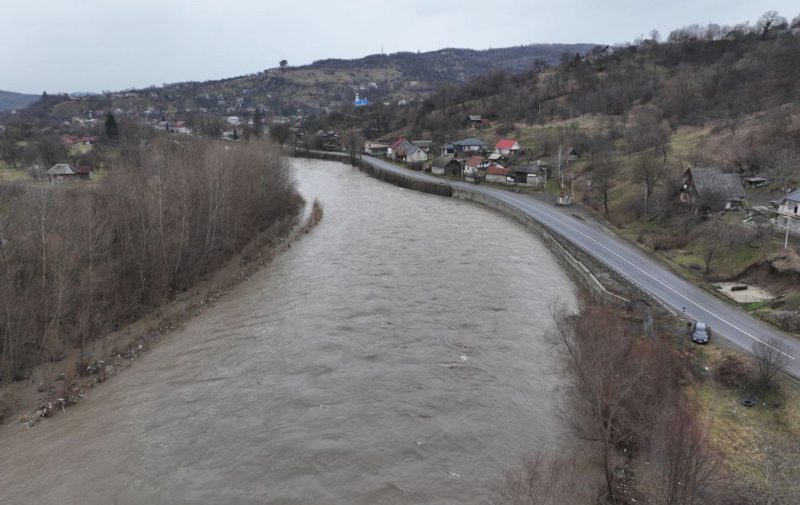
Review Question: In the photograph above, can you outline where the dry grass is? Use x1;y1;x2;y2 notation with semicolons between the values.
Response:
0;162;27;182
688;345;800;485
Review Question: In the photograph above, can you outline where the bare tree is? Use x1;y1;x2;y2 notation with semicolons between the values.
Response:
590;157;616;215
269;123;291;147
633;155;665;219
749;433;800;505
653;398;719;505
756;11;787;40
753;338;790;389
770;147;798;193
0;135;297;379
691;218;753;276
550;303;659;502
496;451;581;505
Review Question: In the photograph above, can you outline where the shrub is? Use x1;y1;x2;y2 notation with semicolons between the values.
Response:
715;354;750;389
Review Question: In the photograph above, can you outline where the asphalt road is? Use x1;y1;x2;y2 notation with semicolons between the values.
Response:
358;155;800;379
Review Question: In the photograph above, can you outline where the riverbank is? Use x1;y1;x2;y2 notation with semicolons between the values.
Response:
0;199;323;428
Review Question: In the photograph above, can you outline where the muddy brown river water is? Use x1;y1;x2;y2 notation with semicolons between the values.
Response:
0;159;576;504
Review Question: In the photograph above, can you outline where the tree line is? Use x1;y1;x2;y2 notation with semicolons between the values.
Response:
0;136;298;381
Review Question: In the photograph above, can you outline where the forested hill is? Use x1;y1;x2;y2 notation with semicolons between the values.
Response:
303;44;595;84
4;43;594;122
0;90;38;111
182;43;595;114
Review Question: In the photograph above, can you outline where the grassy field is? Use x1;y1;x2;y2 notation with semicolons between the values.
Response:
0;160;27;182
689;344;800;487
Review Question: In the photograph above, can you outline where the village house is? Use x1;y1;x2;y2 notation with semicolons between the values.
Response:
46;163;79;182
463;156;490;183
495;139;521;156
777;189;800;235
680;167;746;213
743;176;769;189
405;145;428;163
364;141;390;157
411;140;433;153
61;134;79;146
451;138;489;155
74;165;92;180
485;164;512;184
512;165;542;185
388;137;410;159
389;138;428;163
431;155;462;176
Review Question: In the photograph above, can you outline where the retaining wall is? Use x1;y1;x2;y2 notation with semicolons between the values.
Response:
292;151;452;197
452;187;630;306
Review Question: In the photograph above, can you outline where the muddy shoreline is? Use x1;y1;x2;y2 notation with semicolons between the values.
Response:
0;200;323;429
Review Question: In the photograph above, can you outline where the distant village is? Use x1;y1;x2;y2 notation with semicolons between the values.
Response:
4;81;800;240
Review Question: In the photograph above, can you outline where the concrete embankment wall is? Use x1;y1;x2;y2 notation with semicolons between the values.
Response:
357;159;452;197
452;187;629;306
292;151;452;197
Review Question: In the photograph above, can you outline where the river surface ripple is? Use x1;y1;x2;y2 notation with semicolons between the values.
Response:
0;159;576;505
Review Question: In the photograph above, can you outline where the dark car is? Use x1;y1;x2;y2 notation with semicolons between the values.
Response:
691;322;711;344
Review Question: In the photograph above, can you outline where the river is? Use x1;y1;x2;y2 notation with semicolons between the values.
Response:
0;159;576;504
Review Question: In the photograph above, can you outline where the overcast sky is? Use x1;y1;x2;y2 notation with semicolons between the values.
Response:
2;0;797;94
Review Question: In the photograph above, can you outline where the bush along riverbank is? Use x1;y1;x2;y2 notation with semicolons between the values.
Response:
496;296;800;505
0;138;320;426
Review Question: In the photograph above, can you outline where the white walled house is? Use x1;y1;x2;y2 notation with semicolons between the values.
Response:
406;146;428;163
463;156;489;183
495;139;521;156
778;189;800;235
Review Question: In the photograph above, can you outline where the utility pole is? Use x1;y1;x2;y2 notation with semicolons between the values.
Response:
558;145;564;189
785;215;791;249
543;167;547;192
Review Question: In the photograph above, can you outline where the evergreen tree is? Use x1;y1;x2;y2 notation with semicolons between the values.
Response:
252;109;263;137
105;112;119;139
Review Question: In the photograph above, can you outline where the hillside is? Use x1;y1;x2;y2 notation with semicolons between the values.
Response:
2;43;593;125
179;44;594;112
0;90;38;111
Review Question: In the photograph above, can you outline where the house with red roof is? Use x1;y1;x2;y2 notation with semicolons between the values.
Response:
388;137;428;163
74;165;92;180
60;134;79;146
485;163;511;184
463;156;489;183
495;139;520;156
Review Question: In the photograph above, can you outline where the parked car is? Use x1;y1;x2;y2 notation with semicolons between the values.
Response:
691;322;711;344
